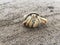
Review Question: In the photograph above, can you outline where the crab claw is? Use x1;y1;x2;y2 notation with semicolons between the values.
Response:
33;19;39;27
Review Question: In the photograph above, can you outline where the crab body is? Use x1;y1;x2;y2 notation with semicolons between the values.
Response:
22;13;47;28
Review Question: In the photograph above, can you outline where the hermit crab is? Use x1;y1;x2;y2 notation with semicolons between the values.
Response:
22;13;47;28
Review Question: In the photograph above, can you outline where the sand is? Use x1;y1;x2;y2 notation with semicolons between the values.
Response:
0;0;60;45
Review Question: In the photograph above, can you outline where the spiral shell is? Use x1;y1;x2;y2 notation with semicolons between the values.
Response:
22;13;47;27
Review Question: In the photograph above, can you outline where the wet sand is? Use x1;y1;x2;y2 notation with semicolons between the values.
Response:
0;0;60;45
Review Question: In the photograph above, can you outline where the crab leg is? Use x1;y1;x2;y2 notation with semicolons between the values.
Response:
40;17;47;24
37;16;41;23
26;16;32;26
